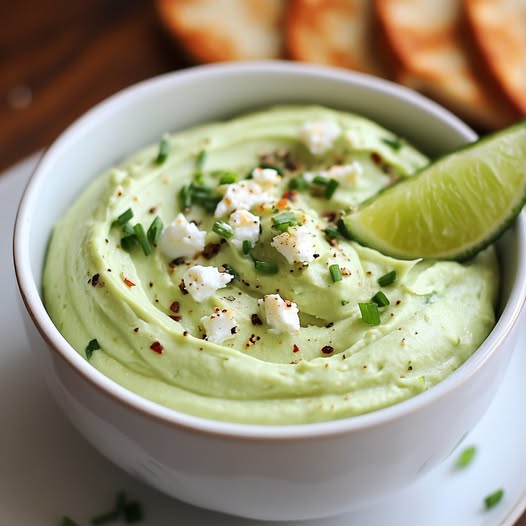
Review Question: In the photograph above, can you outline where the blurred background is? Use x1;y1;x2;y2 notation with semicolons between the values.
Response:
2;0;525;173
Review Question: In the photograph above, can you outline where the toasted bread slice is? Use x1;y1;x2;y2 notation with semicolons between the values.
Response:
156;0;285;62
286;0;386;76
374;0;519;130
465;0;526;116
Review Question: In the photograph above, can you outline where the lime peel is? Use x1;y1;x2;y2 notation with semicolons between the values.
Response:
343;121;526;260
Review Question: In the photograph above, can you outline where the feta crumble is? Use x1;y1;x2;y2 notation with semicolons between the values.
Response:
258;294;300;334
251;167;281;189
271;225;316;264
300;120;341;155
182;265;233;302
159;213;206;260
201;307;238;343
229;209;260;249
214;180;273;217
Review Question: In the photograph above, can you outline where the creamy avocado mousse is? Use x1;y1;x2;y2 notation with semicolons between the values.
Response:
43;106;498;425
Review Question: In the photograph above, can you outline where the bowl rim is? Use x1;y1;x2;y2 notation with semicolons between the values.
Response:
13;60;526;441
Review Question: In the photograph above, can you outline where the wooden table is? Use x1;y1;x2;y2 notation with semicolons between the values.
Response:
2;2;524;524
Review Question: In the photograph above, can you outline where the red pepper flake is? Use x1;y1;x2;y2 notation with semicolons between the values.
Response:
293;344;300;353
150;341;163;354
179;279;189;295
371;152;383;165
121;272;136;287
282;190;297;201
321;345;334;354
169;315;182;322
170;301;180;313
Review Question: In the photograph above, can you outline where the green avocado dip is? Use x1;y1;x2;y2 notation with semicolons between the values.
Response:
43;106;498;425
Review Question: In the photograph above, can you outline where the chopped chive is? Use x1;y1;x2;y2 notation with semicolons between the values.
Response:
312;175;329;186
336;217;352;239
378;270;396;287
120;234;138;252
147;216;163;245
193;172;204;184
382;137;403;150
484;488;504;509
358;302;381;325
371;290;390;307
258;163;284;176
123;499;144;522
189;183;221;212
155;138;170;165
85;338;100;360
254;259;278;274
221;263;239;280
325;227;342;240
134;223;152;256
288;176;310;191
179;185;192;210
212;221;234;239
61;517;80;526
121;222;135;236
218;171;239;184
325;179;339;199
116;208;133;226
242;240;252;255
273;211;300;231
91;509;120;524
195;149;206;170
455;445;477;469
329;264;342;282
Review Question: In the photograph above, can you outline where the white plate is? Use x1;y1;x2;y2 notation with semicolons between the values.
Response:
2;154;526;526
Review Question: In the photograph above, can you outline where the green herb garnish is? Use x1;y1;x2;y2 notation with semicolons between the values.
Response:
254;259;278;274
155;138;170;165
272;211;300;232
115;208;133;226
378;270;396;287
325;179;339;199
324;227;342;240
147;216;163;245
288;176;309;191
196;149;206;170
329;264;342;282
242;239;252;255
179;185;193;210
336;217;352;239
133;223;152;256
212;221;234;239
371;290;390;307
120;234;138;252
61;516;80;526
484;488;504;509
312;175;329;186
218;171;239;185
358;302;381;325
382;137;403;151
221;263;239;280
85;338;100;360
455;445;477;469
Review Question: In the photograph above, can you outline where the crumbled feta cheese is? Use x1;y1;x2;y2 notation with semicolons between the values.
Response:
258;294;300;334
325;162;363;186
159;213;206;260
271;225;316;264
214;180;273;217
201;307;238;343
182;265;233;302
251;167;281;189
300;120;341;155
229;209;260;249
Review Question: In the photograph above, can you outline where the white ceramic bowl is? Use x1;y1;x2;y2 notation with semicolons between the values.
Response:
14;62;526;521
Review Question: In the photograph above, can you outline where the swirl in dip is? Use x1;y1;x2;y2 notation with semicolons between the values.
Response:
43;106;498;424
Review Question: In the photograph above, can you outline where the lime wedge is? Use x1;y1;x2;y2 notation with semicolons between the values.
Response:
343;121;526;260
